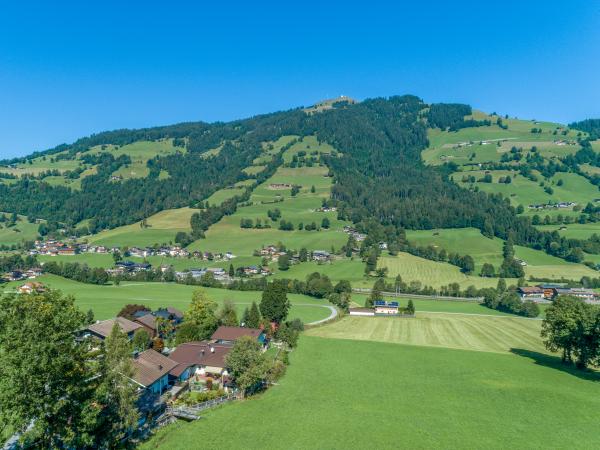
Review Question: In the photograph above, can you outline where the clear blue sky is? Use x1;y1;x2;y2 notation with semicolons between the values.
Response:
1;0;599;158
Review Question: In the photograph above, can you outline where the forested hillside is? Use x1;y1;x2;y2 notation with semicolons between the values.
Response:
2;96;600;265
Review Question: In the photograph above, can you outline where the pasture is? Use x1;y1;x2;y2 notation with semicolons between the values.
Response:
189;141;351;255
422;112;581;166
378;252;502;289
0;215;40;247
83;207;198;247
454;170;599;208
3;275;331;324
144;335;600;449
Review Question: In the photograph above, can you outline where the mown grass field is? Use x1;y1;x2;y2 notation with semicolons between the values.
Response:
3;275;330;324
83;207;198;247
378;252;503;289
144;335;600;449
405;227;598;281
272;258;368;286
307;313;544;354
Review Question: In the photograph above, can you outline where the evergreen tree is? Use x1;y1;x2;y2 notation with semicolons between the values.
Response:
260;280;290;323
219;299;239;326
247;301;262;328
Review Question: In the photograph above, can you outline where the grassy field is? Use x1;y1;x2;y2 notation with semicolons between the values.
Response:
144;335;600;449
3;275;330;324
0;214;40;246
378;252;502;289
189;139;350;255
406;227;505;272
423;112;580;166
83;207;197;247
272;259;368;286
90;140;182;180
307;313;544;354
404;227;597;281
536;222;600;240
454;170;599;208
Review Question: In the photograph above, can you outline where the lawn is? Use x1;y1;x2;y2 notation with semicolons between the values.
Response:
514;245;598;280
3;274;331;324
83;207;198;247
536;222;600;240
272;259;367;286
144;335;600;449
306;313;544;354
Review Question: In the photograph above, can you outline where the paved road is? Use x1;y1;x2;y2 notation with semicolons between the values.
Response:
293;303;337;325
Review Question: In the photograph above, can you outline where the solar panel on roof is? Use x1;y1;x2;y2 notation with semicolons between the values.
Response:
374;300;386;306
388;302;399;307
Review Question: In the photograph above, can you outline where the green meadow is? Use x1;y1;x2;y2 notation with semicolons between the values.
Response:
422;114;579;166
3;274;331;324
454;170;598;208
83;207;198;247
405;227;597;281
144;334;600;449
0;214;40;246
189;139;351;255
378;252;502;289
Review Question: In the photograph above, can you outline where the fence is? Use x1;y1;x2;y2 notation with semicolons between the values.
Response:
352;288;483;302
165;392;238;421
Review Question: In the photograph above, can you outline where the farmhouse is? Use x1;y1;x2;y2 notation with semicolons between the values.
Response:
538;283;563;299
312;250;331;262
553;287;596;302
17;281;46;294
374;300;400;315
131;349;179;394
517;287;545;302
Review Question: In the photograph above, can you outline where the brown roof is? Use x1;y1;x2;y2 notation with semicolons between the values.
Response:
169;341;232;371
135;313;157;330
211;326;262;341
88;317;142;338
131;349;178;387
166;307;183;319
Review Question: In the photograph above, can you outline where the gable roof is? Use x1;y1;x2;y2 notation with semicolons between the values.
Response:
87;317;142;338
131;349;178;387
135;313;157;330
211;326;263;341
169;341;232;371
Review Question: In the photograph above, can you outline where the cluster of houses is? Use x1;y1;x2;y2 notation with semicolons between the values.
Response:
79;316;266;403
343;226;366;242
30;239;236;262
315;206;337;213
527;202;577;210
518;284;599;304
350;300;407;317
2;267;42;282
174;267;231;282
258;245;332;263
